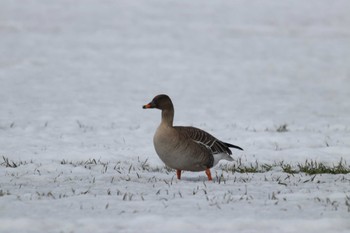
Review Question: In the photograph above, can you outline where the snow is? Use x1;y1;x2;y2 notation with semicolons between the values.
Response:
1;0;350;232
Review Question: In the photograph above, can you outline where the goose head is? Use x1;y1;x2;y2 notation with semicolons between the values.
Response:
142;94;173;111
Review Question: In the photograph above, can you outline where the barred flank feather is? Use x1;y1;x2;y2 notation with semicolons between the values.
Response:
174;126;243;155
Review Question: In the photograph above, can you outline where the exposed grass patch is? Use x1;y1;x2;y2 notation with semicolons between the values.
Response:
298;159;349;175
0;190;11;197
276;124;288;132
281;163;299;174
1;156;18;168
1;156;31;168
2;156;350;175
223;161;272;173
222;158;350;175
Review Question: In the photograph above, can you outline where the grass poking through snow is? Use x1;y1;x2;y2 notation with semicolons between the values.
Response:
221;158;350;175
1;156;350;176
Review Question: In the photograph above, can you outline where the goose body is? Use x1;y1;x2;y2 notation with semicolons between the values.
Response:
143;94;243;180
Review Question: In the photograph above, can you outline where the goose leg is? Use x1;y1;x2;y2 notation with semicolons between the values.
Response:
205;169;212;181
176;170;181;179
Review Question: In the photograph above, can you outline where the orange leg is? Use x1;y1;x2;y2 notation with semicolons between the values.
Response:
205;169;212;181
176;170;182;179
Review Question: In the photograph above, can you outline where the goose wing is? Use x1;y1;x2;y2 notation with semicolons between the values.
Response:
174;126;243;155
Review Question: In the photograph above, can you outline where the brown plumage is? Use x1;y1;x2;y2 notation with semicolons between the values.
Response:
143;94;243;181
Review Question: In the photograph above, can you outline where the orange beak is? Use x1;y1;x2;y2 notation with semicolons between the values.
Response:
142;102;155;109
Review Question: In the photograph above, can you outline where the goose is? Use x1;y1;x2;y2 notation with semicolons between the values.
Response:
143;94;243;181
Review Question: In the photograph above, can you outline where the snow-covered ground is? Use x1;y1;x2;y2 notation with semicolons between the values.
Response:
1;0;350;232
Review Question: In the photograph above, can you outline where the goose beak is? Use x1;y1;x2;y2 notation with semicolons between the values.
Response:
142;102;155;109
